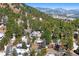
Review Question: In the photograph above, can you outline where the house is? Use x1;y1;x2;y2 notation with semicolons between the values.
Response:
0;15;7;33
0;23;6;32
74;31;78;40
22;36;28;44
0;15;8;28
73;40;78;50
5;44;13;56
16;48;28;56
1;15;8;24
56;39;61;45
35;38;45;49
0;32;4;40
4;43;28;56
25;12;28;16
16;43;30;56
32;17;36;20
31;30;46;49
16;43;22;48
21;30;31;47
21;35;31;46
0;24;5;40
30;31;42;38
16;43;26;56
39;17;43;21
17;18;23;25
10;33;16;44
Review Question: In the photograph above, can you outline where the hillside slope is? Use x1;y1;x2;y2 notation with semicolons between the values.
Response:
0;3;58;50
0;3;78;53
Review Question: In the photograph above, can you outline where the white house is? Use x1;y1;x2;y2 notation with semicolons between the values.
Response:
10;33;16;44
21;36;28;44
35;38;43;44
74;31;79;40
73;42;78;50
0;32;4;40
39;17;43;21
72;38;78;50
26;44;30;48
5;44;13;56
0;23;5;41
30;31;42;38
11;34;16;40
16;43;22;48
25;12;28;16
0;24;4;28
16;49;27;56
35;37;45;49
32;17;36;20
74;31;78;35
4;42;30;56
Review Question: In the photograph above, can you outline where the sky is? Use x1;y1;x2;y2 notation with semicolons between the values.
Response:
26;3;79;9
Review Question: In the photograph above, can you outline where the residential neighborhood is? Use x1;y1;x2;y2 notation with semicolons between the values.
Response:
0;3;79;56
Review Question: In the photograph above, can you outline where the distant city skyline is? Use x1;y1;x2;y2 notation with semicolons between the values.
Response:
26;3;79;10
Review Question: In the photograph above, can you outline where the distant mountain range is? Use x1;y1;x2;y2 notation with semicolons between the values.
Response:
36;7;79;18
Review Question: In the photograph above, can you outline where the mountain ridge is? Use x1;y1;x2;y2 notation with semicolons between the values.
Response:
36;7;79;18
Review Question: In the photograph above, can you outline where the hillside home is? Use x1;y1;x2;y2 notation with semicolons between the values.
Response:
5;44;13;56
35;38;45;49
0;32;4;41
0;15;8;26
25;12;28;16
10;33;16;44
0;14;8;24
39;17;43;21
16;43;30;56
32;17;36;20
21;36;28;44
74;31;78;40
30;31;42;38
73;39;78;50
0;23;6;40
